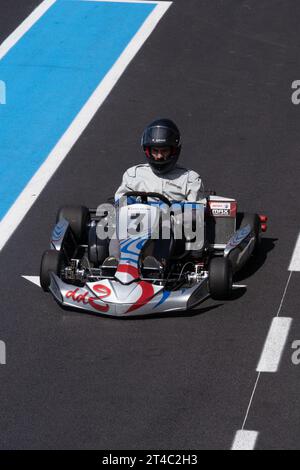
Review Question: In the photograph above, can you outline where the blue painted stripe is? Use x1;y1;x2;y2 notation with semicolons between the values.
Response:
154;289;171;308
0;0;156;220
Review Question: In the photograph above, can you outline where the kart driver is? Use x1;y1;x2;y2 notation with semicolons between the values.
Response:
115;118;204;203
107;118;205;264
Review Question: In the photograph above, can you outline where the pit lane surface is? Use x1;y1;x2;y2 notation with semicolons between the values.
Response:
0;0;299;450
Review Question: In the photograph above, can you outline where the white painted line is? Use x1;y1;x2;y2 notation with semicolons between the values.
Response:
256;317;292;373
232;284;247;289
288;232;300;271
232;255;295;445
0;0;56;61
231;430;259;451
0;340;6;365
242;372;261;430
0;1;172;252
276;271;292;317
22;276;41;288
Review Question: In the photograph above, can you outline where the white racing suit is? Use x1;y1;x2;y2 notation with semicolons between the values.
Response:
115;163;204;203
110;163;205;258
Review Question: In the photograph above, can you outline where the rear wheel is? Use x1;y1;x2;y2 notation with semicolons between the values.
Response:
56;206;90;242
209;257;233;300
40;250;65;292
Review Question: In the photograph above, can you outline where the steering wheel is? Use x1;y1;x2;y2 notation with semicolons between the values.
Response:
123;191;172;207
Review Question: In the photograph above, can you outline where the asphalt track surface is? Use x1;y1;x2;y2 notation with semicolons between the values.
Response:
0;0;299;450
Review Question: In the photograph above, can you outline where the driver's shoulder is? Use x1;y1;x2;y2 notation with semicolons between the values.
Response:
173;165;200;182
125;164;149;178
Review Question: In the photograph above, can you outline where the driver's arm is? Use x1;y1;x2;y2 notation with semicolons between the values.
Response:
186;170;205;202
114;168;135;202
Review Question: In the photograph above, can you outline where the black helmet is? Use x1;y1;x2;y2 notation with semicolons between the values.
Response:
141;118;181;175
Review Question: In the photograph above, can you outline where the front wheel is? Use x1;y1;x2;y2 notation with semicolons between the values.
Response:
40;250;65;292
209;257;233;300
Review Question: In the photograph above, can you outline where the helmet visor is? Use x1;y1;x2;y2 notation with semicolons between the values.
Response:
150;146;172;160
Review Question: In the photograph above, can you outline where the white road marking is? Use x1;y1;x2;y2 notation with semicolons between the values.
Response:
288;232;300;271
0;0;56;61
231;430;259;451
0;340;6;365
22;276;41;288
276;271;293;317
256;317;292;373
232;284;247;289
241;372;261;430
232;268;294;448
0;0;172;252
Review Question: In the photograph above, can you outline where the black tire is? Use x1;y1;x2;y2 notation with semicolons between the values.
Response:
40;250;64;292
237;212;261;254
56;206;90;242
209;257;233;300
88;221;109;266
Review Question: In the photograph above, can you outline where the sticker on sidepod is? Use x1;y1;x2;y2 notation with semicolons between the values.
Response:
51;219;68;241
227;225;251;248
209;202;231;210
209;201;237;217
212;208;230;216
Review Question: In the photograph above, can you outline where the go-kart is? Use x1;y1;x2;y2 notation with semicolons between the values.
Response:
40;191;267;317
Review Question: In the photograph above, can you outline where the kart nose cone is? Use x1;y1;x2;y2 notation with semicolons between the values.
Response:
88;279;163;305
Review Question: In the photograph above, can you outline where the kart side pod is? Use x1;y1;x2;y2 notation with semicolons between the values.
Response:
223;225;255;272
51;218;70;251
